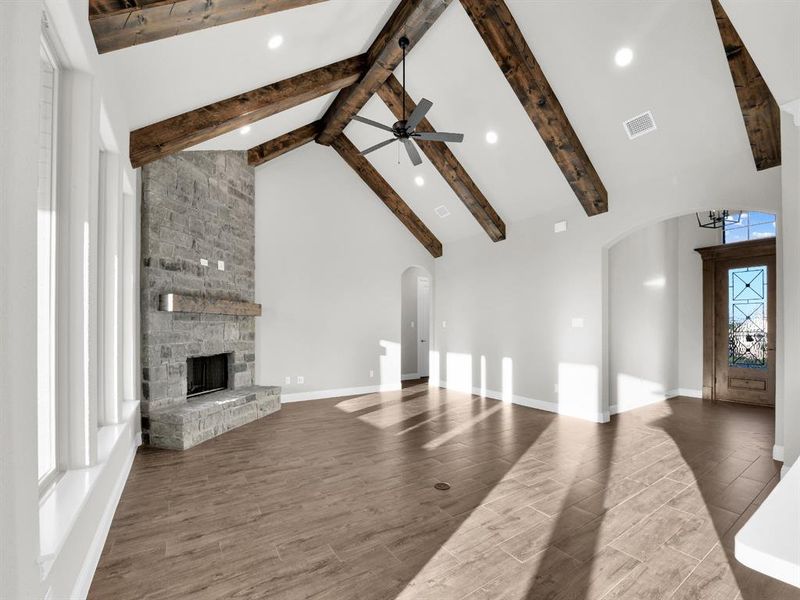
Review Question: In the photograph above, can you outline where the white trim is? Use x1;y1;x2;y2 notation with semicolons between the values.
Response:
668;388;703;399
475;386;558;414
780;98;800;127
773;444;785;462
38;400;140;594
71;431;139;600
609;389;702;416
735;457;800;587
281;383;402;403
401;373;420;381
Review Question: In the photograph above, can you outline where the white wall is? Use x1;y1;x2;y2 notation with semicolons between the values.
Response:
677;215;722;394
254;143;435;400
609;219;679;412
0;3;46;596
780;108;800;471
0;1;141;597
607;215;720;414
434;156;779;422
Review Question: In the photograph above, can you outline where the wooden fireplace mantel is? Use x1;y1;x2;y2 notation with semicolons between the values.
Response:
158;293;262;317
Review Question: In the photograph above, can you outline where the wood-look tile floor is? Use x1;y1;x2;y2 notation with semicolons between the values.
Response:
90;382;799;600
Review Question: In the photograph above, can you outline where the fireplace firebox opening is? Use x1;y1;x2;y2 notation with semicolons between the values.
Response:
186;353;230;398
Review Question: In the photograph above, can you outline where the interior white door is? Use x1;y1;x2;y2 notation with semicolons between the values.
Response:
417;277;430;377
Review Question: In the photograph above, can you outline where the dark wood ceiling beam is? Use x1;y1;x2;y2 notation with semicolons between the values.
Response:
247;121;321;167
130;55;366;168
89;0;327;54
459;0;607;216
315;0;452;146
377;75;506;242
331;135;442;258
711;0;780;170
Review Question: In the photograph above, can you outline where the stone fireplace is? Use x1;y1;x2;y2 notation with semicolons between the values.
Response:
140;151;280;450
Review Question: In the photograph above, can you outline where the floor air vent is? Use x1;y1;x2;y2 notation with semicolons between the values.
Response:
624;110;656;140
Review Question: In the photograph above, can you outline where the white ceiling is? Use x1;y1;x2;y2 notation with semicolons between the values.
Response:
101;0;787;244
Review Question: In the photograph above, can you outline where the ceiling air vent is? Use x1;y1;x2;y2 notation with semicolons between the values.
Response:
435;205;451;218
623;111;656;140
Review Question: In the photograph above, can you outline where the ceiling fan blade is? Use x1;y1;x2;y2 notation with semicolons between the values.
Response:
360;137;398;156
406;98;433;131
402;139;423;166
413;131;464;143
353;115;395;133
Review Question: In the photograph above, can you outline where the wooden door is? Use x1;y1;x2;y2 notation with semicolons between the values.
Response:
697;239;776;407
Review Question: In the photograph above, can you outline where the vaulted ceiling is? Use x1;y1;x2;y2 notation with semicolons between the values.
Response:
96;0;789;254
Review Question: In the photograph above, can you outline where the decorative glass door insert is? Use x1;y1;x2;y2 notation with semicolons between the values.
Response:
728;266;767;370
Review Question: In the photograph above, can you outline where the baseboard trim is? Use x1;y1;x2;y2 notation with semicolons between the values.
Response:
401;373;420;381
669;388;703;399
610;389;703;416
281;383;402;403
773;444;785;462
439;381;607;423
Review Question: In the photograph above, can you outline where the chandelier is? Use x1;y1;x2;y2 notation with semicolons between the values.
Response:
696;209;742;229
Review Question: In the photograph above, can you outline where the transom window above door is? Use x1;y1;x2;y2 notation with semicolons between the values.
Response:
724;211;776;244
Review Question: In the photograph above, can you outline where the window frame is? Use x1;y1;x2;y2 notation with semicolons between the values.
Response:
37;29;61;493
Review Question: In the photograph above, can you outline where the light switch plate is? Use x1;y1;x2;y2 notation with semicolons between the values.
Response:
369;370;374;378
571;317;585;328
217;260;225;271
284;376;291;385
200;258;209;267
554;220;568;233
442;321;447;328
296;376;304;384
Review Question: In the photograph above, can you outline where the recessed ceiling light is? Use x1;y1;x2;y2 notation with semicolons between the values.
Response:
268;35;284;50
485;130;498;144
239;125;251;135
614;47;634;67
414;175;425;187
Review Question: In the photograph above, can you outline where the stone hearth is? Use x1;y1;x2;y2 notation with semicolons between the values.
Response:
149;386;280;450
140;151;280;449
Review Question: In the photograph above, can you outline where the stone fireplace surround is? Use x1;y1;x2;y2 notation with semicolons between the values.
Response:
141;151;280;450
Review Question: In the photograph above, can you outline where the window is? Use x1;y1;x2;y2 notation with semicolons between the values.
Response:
723;211;776;244
37;36;59;487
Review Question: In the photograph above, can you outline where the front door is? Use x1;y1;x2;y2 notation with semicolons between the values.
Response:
713;255;775;406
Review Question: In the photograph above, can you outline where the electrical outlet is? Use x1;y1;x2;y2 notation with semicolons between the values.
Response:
217;260;225;271
200;258;209;267
369;370;374;378
284;376;291;385
296;376;304;384
411;321;415;328
554;384;559;393
442;321;447;328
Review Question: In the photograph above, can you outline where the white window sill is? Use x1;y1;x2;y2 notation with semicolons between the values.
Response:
38;400;140;577
735;456;800;588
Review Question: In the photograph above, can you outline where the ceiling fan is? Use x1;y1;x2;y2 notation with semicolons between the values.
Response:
353;35;464;166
